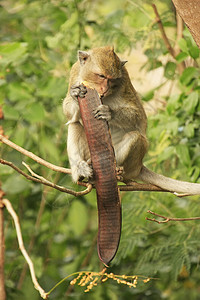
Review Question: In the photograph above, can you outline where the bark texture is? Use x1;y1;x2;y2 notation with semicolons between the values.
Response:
172;0;200;49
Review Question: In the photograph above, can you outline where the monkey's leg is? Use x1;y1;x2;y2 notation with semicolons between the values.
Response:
114;131;148;181
67;122;92;182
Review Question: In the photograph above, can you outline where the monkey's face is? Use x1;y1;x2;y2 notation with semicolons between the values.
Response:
78;46;125;98
82;72;121;98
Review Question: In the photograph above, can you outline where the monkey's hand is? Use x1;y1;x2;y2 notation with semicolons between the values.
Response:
94;105;112;121
70;83;87;102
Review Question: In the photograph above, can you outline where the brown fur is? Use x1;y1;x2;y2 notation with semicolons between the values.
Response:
63;46;200;195
63;46;148;182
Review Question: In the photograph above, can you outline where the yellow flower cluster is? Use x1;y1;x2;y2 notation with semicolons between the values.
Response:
70;270;150;293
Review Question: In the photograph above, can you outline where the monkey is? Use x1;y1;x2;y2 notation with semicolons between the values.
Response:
63;45;200;195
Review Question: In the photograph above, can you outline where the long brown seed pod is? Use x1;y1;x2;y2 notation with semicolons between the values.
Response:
78;86;121;266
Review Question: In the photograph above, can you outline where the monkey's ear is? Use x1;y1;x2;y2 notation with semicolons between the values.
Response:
78;50;90;65
121;60;128;66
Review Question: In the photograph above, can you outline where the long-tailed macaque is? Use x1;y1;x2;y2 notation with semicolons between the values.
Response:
63;46;200;195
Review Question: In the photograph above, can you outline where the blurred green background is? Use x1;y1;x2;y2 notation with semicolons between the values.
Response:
1;0;200;299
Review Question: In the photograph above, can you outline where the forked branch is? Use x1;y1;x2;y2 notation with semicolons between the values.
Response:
2;199;48;299
1;134;200;196
0;158;92;197
0;134;70;174
146;210;200;224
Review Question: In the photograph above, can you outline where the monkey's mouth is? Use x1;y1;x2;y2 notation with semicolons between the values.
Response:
100;90;110;99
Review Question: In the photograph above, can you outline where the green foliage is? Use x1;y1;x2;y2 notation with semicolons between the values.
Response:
1;0;200;299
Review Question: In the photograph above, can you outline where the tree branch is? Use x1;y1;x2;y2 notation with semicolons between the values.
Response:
2;198;48;299
174;11;184;55
0;111;6;300
152;4;175;58
146;210;200;224
152;4;185;73
0;134;71;174
0;159;92;197
0;191;6;300
1;135;200;196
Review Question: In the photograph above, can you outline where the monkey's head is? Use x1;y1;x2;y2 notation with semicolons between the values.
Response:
78;46;127;98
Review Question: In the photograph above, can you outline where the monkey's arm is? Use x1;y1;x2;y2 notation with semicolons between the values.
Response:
63;94;80;123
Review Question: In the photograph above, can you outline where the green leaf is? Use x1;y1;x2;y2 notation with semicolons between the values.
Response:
0;42;28;67
142;90;154;101
176;144;190;167
167;94;181;114
24;103;46;122
37;77;66;99
3;105;20;120
167;119;179;135
176;52;188;63
188;166;200;182
67;200;88;236
157;146;175;163
180;67;197;86
8;82;33;102
178;38;188;52
189;46;199;59
45;33;64;49
184;91;199;114
184;123;195;138
39;134;60;162
164;61;176;79
2;174;30;194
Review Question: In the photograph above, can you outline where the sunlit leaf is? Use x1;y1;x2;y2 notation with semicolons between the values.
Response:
3;105;20;120
176;52;188;62
178;38;188;52
24;102;46;122
180;67;197;86
184;91;199;114
0;42;28;67
68;200;89;236
176;144;191;167
189;45;199;59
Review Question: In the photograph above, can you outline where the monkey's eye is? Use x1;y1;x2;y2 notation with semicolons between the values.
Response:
98;74;106;79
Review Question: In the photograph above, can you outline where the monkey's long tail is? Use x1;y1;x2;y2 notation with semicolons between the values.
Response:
138;166;200;195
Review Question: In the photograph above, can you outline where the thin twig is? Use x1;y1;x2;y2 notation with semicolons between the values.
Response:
152;4;175;58
152;4;185;73
0;159;92;196
0;134;71;174
146;210;200;224
174;11;184;55
0;117;6;300
2;199;48;299
17;189;47;290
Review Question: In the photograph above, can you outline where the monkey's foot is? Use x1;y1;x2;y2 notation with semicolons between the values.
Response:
72;160;93;182
116;166;124;182
78;160;93;178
